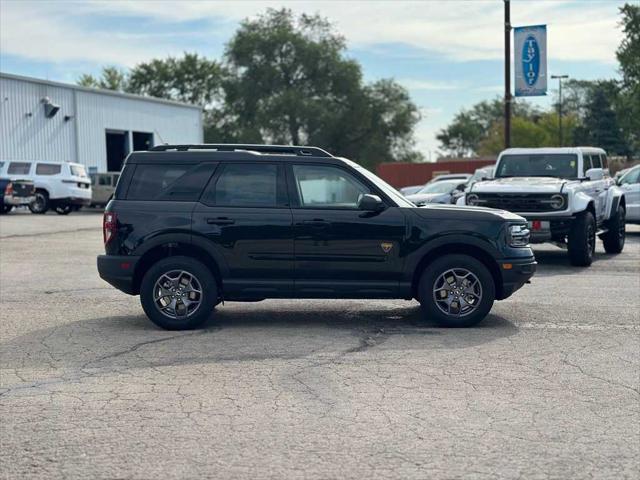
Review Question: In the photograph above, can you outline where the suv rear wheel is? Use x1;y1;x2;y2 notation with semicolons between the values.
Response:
140;256;217;330
418;254;495;328
29;190;49;214
568;211;596;266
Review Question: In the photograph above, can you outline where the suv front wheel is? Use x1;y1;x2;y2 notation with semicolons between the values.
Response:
140;256;217;330
29;190;49;214
418;254;495;328
568;211;596;266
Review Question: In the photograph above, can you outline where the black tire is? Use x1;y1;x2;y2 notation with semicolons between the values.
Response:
602;205;625;254
29;190;49;214
568;211;596;266
1;204;12;214
140;256;217;330
418;254;495;328
55;205;72;215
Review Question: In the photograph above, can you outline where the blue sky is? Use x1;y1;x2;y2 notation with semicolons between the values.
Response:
0;0;626;157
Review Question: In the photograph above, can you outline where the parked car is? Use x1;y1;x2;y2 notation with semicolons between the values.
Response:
0;160;92;214
399;185;424;196
98;143;536;330
617;164;640;223
405;178;467;206
467;166;495;186
460;147;626;266
0;175;35;214
90;172;120;207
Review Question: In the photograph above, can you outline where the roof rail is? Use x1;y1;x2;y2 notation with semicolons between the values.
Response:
149;144;333;157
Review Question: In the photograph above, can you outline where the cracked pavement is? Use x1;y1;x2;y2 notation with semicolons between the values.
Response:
1;211;639;479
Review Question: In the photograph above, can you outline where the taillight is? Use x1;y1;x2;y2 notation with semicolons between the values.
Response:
4;182;13;196
103;212;117;244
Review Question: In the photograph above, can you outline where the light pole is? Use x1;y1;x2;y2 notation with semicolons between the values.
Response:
551;74;569;146
504;0;512;149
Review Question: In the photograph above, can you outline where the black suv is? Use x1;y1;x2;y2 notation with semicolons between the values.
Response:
98;144;536;330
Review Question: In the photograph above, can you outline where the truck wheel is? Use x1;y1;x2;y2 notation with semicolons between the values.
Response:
29;191;49;214
140;256;217;330
602;205;625;254
418;254;495;328
568;211;596;266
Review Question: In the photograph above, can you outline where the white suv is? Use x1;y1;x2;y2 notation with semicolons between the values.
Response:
459;147;626;266
0;160;92;214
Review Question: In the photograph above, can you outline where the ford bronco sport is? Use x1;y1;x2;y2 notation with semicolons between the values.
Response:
461;147;626;266
97;144;536;330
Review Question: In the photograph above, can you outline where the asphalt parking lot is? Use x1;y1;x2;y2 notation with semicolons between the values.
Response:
1;210;638;479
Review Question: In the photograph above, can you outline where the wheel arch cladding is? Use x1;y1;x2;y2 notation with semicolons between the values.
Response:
133;242;222;295
411;243;502;300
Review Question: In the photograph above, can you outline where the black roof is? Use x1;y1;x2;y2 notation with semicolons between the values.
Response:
128;144;337;165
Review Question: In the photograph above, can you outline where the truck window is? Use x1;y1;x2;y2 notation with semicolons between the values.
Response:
7;162;31;175
35;163;62;175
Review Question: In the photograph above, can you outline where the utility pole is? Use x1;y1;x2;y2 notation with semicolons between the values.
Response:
504;0;512;149
551;74;569;146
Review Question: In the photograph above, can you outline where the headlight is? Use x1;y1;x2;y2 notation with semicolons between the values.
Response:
508;224;530;247
550;194;565;210
466;193;479;206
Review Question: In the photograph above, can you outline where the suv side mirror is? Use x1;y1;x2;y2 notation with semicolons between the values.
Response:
358;194;384;211
455;183;466;191
585;168;604;181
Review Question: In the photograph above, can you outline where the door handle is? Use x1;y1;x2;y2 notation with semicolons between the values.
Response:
207;217;235;225
301;219;330;228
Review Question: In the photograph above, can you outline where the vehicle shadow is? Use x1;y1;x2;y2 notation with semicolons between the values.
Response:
0;303;518;375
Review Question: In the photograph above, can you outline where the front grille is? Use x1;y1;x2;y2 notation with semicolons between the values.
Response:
475;193;565;212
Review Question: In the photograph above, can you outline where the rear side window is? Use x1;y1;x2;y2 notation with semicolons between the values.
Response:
8;162;31;175
36;163;62;175
601;154;608;169
207;163;285;207
590;154;602;168
126;163;217;201
70;165;87;177
98;176;111;186
582;155;592;171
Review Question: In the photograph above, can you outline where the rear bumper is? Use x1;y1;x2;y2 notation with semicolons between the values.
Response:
4;194;35;206
97;255;139;295
58;197;92;207
498;256;536;300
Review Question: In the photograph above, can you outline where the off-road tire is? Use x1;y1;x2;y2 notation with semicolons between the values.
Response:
418;254;495;328
602;205;625;254
140;256;217;330
29;190;49;214
568;210;596;266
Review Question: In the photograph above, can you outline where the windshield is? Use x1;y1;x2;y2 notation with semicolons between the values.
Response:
70;165;87;177
496;154;578;178
342;159;414;207
417;179;461;194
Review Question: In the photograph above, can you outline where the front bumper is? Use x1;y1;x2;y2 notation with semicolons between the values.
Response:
4;194;35;206
97;255;140;295
498;257;536;300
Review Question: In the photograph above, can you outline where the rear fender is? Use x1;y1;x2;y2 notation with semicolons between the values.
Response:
604;185;625;220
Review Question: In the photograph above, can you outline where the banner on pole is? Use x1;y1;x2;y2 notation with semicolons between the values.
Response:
514;25;547;97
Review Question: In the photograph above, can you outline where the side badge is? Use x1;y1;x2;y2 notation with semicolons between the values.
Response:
381;242;393;253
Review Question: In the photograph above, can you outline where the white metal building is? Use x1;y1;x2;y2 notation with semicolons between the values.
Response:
0;72;203;173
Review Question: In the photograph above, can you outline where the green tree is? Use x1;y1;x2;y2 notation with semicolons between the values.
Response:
617;3;640;87
77;66;128;91
437;97;541;157
222;9;421;167
477;117;551;156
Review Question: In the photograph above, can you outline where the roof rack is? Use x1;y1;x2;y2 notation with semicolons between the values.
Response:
149;144;333;157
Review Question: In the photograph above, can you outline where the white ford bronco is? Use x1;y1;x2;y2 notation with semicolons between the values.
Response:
459;147;626;266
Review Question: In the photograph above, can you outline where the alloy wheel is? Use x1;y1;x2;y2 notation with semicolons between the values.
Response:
432;268;483;317
153;270;203;320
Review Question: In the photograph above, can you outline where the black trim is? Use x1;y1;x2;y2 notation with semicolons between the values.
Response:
499;257;536;300
149;144;333;157
97;255;139;295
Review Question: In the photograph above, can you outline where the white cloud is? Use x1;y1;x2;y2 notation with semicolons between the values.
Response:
0;0;625;67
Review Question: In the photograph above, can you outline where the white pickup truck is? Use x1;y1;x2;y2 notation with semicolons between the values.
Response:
459;147;626;266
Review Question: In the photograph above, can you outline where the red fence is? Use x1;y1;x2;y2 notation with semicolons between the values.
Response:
376;159;496;188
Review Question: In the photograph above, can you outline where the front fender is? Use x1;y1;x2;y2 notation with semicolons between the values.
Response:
605;185;625;219
571;191;594;213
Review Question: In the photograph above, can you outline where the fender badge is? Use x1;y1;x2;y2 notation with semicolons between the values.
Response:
381;242;393;253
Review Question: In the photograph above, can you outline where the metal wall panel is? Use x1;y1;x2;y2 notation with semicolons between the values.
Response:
0;77;77;163
1;74;203;172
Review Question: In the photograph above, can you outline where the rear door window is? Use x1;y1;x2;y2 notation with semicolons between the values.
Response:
590;154;602;168
203;163;286;207
7;162;31;175
35;163;62;175
126;163;217;201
